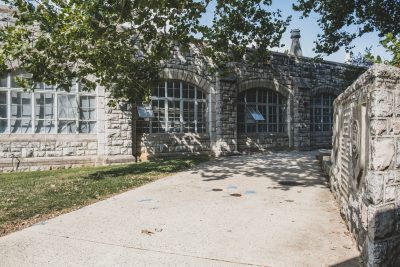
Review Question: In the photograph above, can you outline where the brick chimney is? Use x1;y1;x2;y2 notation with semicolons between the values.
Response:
290;29;303;57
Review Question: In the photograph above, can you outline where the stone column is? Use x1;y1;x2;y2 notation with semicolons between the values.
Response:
214;76;238;156
95;86;106;165
103;94;135;164
292;81;311;150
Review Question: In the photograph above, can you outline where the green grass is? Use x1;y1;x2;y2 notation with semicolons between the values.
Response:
0;156;209;236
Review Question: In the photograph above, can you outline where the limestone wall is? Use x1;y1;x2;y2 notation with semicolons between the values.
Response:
237;133;289;152
136;50;363;159
0;87;135;172
0;136;99;172
103;94;134;163
330;64;400;266
137;133;210;160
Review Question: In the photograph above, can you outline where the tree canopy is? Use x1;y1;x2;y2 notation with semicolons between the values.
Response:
0;0;290;102
293;0;400;66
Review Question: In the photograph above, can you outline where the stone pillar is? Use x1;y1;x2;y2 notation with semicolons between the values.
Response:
292;82;311;150
330;64;400;266
103;94;135;164
95;86;106;165
214;76;238;156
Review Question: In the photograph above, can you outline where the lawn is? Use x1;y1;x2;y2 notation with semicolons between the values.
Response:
0;156;209;236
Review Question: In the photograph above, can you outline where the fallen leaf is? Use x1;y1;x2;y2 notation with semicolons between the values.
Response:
141;229;154;236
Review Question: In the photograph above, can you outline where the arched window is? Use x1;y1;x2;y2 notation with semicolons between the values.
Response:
310;93;335;132
150;80;207;134
238;88;287;133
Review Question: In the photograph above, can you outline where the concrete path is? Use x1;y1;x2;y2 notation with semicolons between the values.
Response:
0;152;360;267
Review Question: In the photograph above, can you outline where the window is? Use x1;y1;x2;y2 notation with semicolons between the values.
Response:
310;93;334;132
79;95;96;133
58;94;77;134
148;80;207;134
35;93;56;133
0;71;97;134
0;91;8;133
238;88;287;133
11;92;32;133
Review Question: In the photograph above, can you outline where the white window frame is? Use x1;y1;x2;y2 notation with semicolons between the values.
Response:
0;72;97;134
150;80;208;134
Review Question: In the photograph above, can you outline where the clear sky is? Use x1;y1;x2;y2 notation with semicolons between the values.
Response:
201;0;390;63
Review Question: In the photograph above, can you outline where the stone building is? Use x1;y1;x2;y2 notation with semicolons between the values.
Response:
0;4;364;172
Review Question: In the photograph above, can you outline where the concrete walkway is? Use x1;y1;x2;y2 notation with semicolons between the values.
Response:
0;152;360;267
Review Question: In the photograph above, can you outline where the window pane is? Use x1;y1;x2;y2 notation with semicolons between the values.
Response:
151;99;165;133
311;94;334;132
0;91;7;105
79;95;96;133
198;102;207;133
0;105;6;118
0;120;7;133
35;120;56;134
183;83;195;99
196;89;203;99
246;105;256;123
45;84;55;91
79;96;96;120
168;100;181;132
0;91;7;119
58;95;77;119
268;91;277;104
11;92;31;119
167;81;180;98
11;119;32;133
35;83;45;90
10;70;25;88
58;120;76;134
158;83;165;97
35;93;55;133
247;89;256;103
183;101;195;133
0;73;7;88
258;90;266;103
79;121;96;133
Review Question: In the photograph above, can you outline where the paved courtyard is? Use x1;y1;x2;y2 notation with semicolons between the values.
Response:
0;152;359;266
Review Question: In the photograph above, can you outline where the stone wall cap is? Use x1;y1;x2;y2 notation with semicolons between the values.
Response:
335;64;400;104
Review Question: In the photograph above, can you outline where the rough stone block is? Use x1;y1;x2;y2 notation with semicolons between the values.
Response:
371;138;394;171
368;205;395;240
370;90;394;117
368;240;388;264
21;148;34;158
46;151;62;157
385;185;396;203
87;142;98;150
371;120;387;136
397;139;400;169
62;148;76;156
107;147;121;156
395;92;400;117
366;173;384;205
392;118;400;135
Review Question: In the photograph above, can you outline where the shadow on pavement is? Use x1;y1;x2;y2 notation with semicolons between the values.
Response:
191;151;328;191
